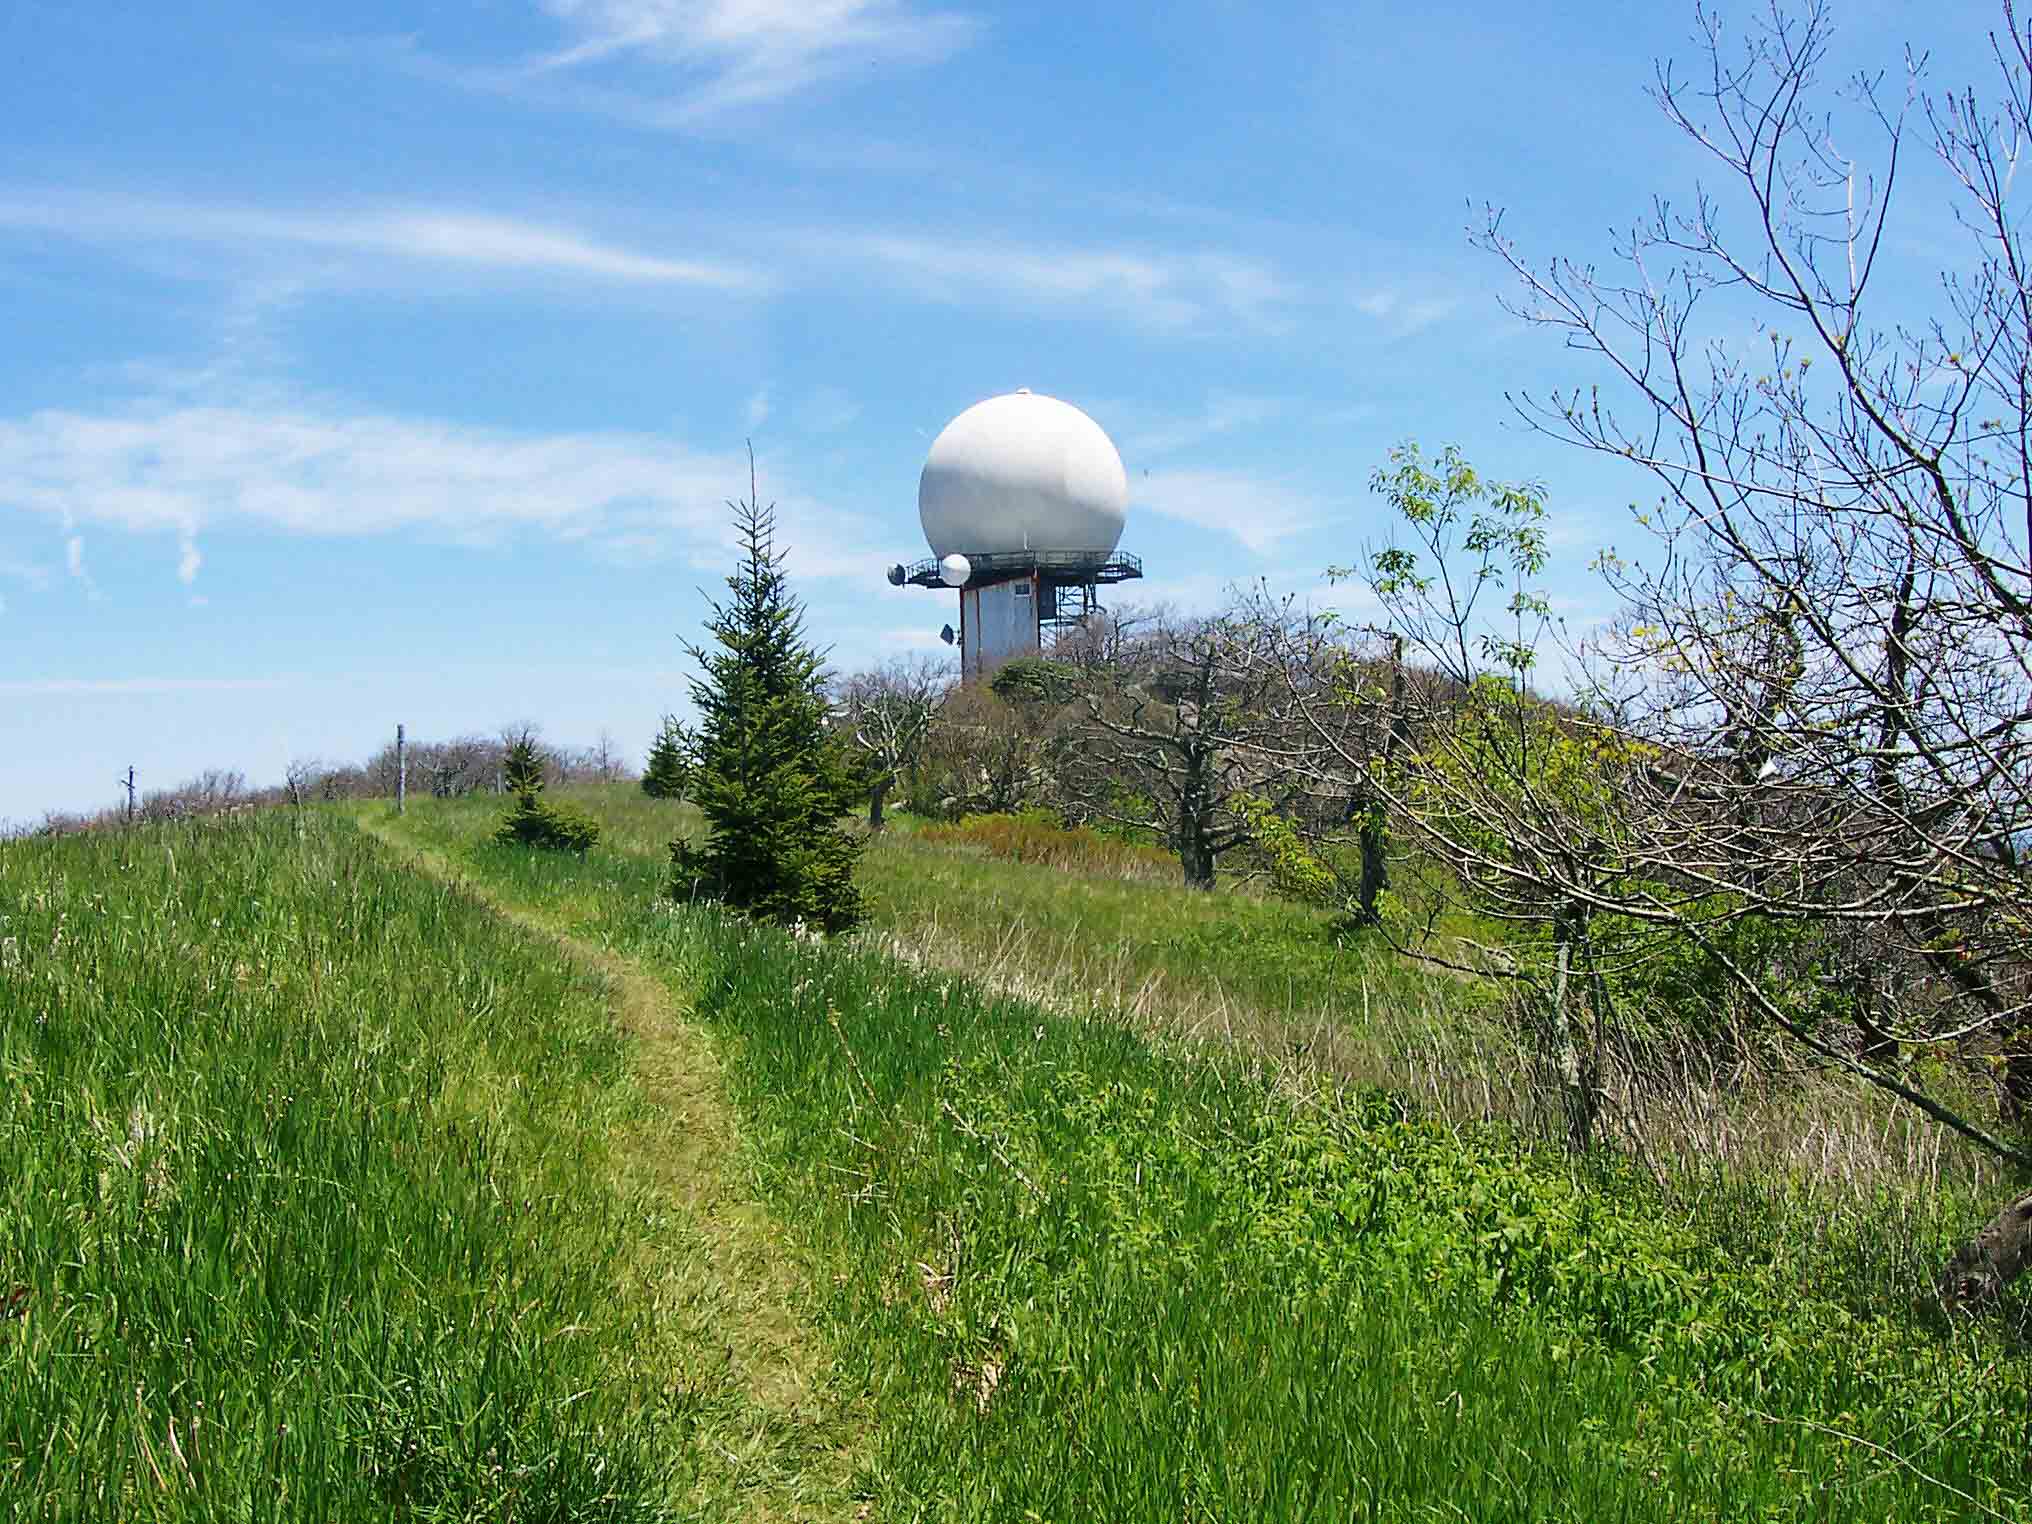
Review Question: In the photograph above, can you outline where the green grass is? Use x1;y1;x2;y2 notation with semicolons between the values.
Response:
0;809;836;1521
532;786;2022;1210
534;785;1471;1039
388;788;2032;1523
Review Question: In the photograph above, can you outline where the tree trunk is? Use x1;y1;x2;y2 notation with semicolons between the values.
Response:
868;775;891;832
2004;1057;2032;1123
1851;1004;1898;1066
1176;764;1218;890
1999;1021;2032;1122
1355;801;1388;926
1178;821;1216;891
1939;1188;2032;1311
1351;636;1407;929
1548;904;1597;1153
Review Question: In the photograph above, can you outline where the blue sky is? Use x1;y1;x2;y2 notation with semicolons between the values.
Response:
0;0;1981;824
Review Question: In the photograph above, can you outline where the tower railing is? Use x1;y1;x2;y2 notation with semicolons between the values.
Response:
892;549;1143;589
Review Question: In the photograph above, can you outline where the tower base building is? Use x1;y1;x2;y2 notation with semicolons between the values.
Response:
891;549;1143;680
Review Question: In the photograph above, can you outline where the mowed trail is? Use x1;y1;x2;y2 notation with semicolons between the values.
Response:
356;813;859;1523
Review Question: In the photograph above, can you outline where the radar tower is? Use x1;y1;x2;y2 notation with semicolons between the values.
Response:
886;390;1144;679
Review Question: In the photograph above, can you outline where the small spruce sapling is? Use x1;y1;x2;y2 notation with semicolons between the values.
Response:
494;736;602;855
641;715;690;800
669;459;865;932
503;736;545;796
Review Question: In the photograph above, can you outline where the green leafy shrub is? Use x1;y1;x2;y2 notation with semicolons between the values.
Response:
1086;786;1163;848
988;656;1081;704
1587;894;1856;1050
1234;794;1341;906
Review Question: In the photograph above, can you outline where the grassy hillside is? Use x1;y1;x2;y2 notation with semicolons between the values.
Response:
0;810;845;1521
537;789;1488;1077
370;786;2030;1522
543;786;2021;1209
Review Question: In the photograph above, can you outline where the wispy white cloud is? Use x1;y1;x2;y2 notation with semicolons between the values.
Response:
348;209;760;287
0;677;289;697
0;191;763;291
1116;569;1259;618
514;0;983;123
682;503;903;583
1354;286;1458;336
829;232;1295;333
0;184;1320;353
0;555;49;589
1135;468;1325;554
2;405;735;540
744;388;772;428
795;385;861;434
877;625;951;650
0;400;888;582
1114;392;1285;461
0;186;1316;338
1126;570;1376;628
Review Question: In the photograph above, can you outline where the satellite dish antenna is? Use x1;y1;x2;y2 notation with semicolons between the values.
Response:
939;553;971;588
940;623;955;646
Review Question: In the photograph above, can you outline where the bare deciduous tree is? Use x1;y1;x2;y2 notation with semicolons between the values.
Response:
1051;602;1169;670
1071;601;1341;891
834;655;952;829
917;680;1069;819
283;758;324;811
1293;444;1639;1151
1425;0;2032;1303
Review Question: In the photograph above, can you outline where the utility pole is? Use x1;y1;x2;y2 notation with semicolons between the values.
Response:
119;766;135;825
396;724;407;815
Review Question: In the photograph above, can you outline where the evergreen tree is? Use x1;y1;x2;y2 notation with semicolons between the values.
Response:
641;714;690;799
503;736;545;796
495;789;602;855
670;473;864;933
493;733;601;855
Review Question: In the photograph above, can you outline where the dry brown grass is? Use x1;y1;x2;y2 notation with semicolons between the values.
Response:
914;812;1178;881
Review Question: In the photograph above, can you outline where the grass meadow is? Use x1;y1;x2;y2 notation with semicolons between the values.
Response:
563;788;2024;1211
0;809;843;1521
374;785;2029;1521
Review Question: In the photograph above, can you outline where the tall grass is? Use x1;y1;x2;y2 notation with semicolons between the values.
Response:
527;787;2025;1223
0;810;762;1521
394;791;2032;1522
541;785;1454;1032
695;926;2030;1522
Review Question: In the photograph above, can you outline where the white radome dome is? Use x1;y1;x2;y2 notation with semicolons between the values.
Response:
918;391;1128;561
